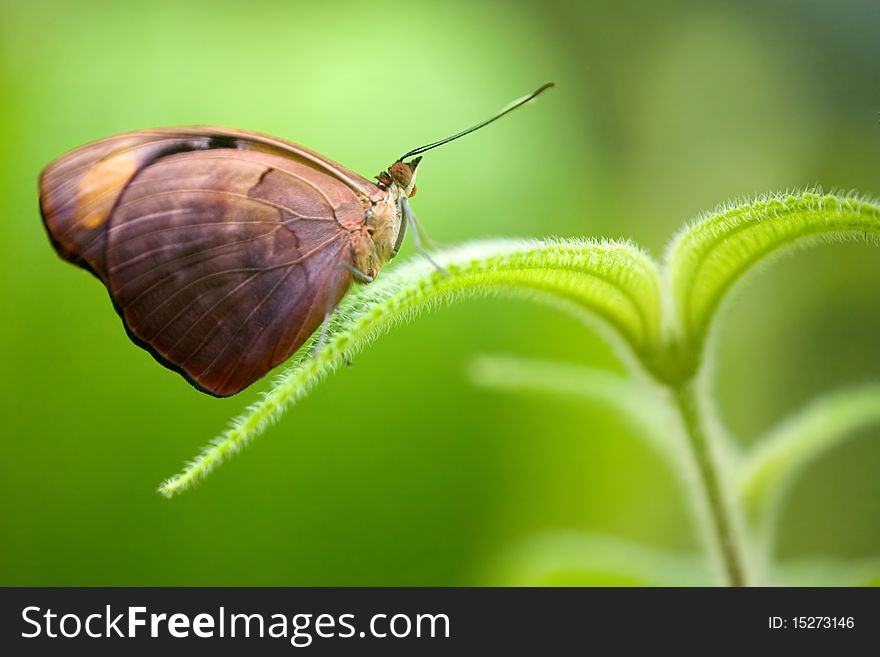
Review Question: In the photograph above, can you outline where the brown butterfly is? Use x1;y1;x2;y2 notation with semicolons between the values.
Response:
39;83;553;397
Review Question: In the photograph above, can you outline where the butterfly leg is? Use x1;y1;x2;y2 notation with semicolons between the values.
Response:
341;262;374;283
406;203;442;250
402;197;448;276
311;262;373;358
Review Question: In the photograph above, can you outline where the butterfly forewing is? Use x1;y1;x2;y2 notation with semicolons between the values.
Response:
39;129;376;396
39;127;380;275
39;132;182;277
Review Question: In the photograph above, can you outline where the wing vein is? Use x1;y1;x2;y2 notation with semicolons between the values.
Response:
122;232;346;318
116;188;336;222
162;154;344;209
153;271;262;350
109;224;284;276
202;263;299;390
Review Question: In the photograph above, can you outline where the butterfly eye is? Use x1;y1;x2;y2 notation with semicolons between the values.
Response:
388;162;413;189
376;171;392;189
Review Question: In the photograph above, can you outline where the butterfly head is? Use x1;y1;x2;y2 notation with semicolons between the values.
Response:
377;156;421;198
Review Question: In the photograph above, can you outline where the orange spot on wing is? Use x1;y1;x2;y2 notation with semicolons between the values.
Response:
76;151;139;229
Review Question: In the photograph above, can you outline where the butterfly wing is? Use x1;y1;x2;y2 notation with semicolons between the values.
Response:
39;129;377;396
38;127;380;278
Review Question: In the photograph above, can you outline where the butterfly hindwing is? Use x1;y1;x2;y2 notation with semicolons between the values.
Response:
106;148;359;396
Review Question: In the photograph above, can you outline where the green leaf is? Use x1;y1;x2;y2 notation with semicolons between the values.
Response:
666;191;880;356
469;355;675;456
738;384;880;527
776;556;880;587
483;532;712;586
159;238;662;497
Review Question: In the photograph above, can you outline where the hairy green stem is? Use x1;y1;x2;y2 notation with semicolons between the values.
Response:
672;380;749;587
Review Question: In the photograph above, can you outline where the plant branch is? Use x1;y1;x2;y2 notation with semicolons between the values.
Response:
672;379;749;586
155;189;880;590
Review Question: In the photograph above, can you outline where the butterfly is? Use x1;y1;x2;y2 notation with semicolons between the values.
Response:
38;83;553;397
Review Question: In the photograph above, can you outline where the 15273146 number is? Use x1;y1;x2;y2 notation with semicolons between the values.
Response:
769;616;855;630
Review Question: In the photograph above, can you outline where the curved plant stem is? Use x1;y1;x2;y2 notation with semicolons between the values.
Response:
672;380;749;587
667;191;880;357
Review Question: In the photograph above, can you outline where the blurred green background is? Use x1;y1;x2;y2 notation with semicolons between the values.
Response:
1;0;878;585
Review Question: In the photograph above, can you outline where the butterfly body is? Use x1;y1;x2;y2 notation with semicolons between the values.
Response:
39;127;415;396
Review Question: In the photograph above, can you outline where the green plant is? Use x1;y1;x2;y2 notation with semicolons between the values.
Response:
158;190;880;587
